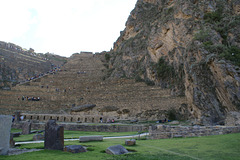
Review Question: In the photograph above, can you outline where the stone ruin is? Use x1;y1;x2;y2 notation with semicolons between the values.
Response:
22;121;31;135
106;145;129;155
149;125;240;139
64;145;86;153
44;119;64;150
0;115;12;155
9;133;15;148
125;139;136;146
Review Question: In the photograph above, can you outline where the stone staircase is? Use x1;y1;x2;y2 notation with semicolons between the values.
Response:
0;53;187;122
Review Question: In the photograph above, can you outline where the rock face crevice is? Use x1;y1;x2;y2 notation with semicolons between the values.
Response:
108;0;240;125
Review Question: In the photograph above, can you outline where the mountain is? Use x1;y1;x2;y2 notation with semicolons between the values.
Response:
0;41;67;88
106;0;240;125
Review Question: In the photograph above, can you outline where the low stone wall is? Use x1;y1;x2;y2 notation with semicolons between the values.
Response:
12;122;148;132
149;125;240;139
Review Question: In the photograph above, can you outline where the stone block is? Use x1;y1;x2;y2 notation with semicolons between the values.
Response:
22;121;31;135
9;133;15;148
173;135;183;138
64;145;87;153
44;119;64;150
0;115;12;155
79;136;103;142
125;139;136;146
14;112;21;122
33;134;44;141
106;145;128;155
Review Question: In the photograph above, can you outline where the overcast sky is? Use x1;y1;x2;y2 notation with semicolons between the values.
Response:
0;0;137;57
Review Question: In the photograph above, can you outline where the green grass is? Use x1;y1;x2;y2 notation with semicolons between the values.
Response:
11;129;22;133
2;133;240;160
13;134;35;142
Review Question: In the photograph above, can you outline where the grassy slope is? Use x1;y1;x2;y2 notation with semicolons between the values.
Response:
2;132;240;160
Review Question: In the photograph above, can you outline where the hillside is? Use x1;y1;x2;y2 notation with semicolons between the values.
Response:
106;0;240;125
0;41;66;88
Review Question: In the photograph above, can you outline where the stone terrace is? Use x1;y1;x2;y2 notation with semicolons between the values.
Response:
0;45;52;86
0;53;187;122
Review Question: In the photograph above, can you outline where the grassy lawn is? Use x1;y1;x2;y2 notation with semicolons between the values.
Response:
11;129;22;133
2;132;240;160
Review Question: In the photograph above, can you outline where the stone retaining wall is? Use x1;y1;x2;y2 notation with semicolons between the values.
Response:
12;122;148;132
149;125;240;139
22;114;107;123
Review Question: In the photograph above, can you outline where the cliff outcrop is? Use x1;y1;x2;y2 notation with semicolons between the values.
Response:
107;0;240;125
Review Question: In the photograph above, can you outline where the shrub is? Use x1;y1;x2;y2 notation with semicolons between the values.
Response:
202;43;240;66
203;41;213;46
203;1;224;23
194;30;210;42
145;79;155;86
105;53;111;62
220;46;240;66
203;10;222;23
166;7;174;15
135;75;144;82
167;108;177;120
155;58;175;80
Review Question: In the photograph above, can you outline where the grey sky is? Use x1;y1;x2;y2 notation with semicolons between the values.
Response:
0;0;137;57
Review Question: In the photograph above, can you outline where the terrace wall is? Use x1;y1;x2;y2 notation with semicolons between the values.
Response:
149;125;240;139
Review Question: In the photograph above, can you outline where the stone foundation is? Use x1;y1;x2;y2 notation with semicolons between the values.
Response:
149;125;240;139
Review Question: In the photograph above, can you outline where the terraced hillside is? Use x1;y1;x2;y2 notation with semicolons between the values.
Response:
0;53;187;122
0;41;66;88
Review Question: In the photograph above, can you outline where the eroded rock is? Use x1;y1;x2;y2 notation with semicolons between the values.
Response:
22;121;31;135
125;139;136;146
71;104;96;112
106;145;128;155
33;134;44;141
64;145;87;153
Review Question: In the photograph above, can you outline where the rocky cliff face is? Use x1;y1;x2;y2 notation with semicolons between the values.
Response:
107;0;240;125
